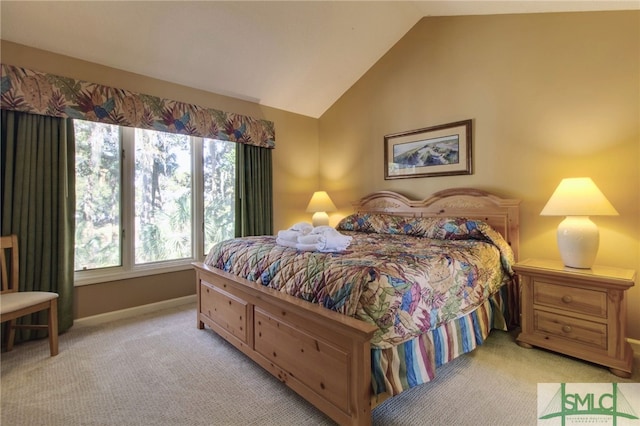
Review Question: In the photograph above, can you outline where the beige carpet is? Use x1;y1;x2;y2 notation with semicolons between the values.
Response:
1;303;638;425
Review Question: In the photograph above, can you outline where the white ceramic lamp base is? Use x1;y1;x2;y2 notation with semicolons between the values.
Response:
557;216;599;269
311;211;329;227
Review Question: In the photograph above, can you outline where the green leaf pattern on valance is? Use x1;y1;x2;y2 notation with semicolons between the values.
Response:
0;64;275;148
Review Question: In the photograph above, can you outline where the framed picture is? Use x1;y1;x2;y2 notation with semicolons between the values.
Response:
384;119;472;179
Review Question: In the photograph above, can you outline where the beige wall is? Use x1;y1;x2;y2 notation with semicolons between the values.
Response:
1;40;320;318
319;11;640;339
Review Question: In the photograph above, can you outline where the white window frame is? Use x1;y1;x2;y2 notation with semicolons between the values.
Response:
74;129;208;286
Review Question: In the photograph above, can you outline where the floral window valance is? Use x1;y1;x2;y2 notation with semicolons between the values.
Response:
0;64;275;148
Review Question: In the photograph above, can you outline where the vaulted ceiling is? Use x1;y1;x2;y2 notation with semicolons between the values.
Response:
1;1;636;118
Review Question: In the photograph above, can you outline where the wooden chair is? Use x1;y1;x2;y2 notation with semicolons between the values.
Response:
1;235;59;356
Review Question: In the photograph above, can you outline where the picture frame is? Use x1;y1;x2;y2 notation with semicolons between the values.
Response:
384;119;473;179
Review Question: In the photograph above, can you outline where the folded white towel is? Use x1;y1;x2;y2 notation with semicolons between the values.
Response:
310;225;335;235
275;223;352;252
276;237;298;249
298;234;323;245
277;230;300;242
290;222;313;235
318;235;352;252
308;226;353;251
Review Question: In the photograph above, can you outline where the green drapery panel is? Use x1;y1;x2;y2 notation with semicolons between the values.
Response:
1;110;75;340
1;63;275;149
235;143;273;237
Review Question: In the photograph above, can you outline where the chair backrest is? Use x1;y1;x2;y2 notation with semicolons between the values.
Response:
1;235;19;294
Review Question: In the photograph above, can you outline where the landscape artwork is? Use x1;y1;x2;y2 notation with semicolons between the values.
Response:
384;119;472;179
392;135;460;169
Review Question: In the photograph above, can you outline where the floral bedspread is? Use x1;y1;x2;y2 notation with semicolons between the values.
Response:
204;214;515;349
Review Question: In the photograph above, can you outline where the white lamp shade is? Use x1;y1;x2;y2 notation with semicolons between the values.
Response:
306;191;337;213
306;191;337;227
540;177;617;269
540;177;618;216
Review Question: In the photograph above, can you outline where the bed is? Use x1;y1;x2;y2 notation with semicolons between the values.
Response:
193;188;520;426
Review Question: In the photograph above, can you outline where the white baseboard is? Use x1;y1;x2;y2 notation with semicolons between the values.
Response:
75;294;196;327
628;338;640;357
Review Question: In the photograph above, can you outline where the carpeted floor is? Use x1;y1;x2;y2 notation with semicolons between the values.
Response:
1;302;638;425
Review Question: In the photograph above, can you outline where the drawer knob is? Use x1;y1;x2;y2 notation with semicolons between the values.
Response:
561;295;573;304
562;325;572;333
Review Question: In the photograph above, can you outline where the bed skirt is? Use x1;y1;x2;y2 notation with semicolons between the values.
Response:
371;283;517;397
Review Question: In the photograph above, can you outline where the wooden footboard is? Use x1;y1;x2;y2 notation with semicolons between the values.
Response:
194;262;378;426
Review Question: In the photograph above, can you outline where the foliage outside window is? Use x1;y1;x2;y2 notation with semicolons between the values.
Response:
74;120;235;277
134;128;192;264
74;120;122;270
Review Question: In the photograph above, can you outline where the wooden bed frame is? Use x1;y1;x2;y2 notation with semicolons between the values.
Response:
193;188;520;426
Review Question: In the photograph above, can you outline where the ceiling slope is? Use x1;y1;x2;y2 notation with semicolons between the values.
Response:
1;1;637;118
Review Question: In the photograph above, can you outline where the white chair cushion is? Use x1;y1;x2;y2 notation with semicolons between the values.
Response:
0;292;58;314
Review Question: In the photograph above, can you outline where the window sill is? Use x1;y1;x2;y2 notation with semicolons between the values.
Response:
73;259;202;287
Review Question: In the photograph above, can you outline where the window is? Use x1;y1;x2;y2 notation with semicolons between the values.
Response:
134;128;192;264
74;120;122;270
74;120;236;282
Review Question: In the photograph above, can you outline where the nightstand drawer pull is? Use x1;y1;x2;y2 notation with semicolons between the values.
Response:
561;325;572;333
561;295;573;304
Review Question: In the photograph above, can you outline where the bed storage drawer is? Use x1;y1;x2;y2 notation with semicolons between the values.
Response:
254;307;351;414
200;281;249;344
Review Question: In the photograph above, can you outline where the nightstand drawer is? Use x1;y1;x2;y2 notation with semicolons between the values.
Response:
534;310;607;349
533;280;607;318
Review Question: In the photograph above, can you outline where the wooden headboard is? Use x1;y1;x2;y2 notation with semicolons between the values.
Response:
352;188;521;260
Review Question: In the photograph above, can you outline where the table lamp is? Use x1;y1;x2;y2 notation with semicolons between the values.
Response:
540;177;618;269
306;191;337;227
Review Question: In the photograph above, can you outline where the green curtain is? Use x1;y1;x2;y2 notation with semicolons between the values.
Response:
1;110;76;340
235;143;273;237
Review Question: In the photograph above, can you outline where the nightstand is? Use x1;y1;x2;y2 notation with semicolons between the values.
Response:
514;258;636;378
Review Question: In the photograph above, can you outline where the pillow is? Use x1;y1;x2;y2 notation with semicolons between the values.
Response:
421;217;486;240
337;214;484;239
337;213;423;235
